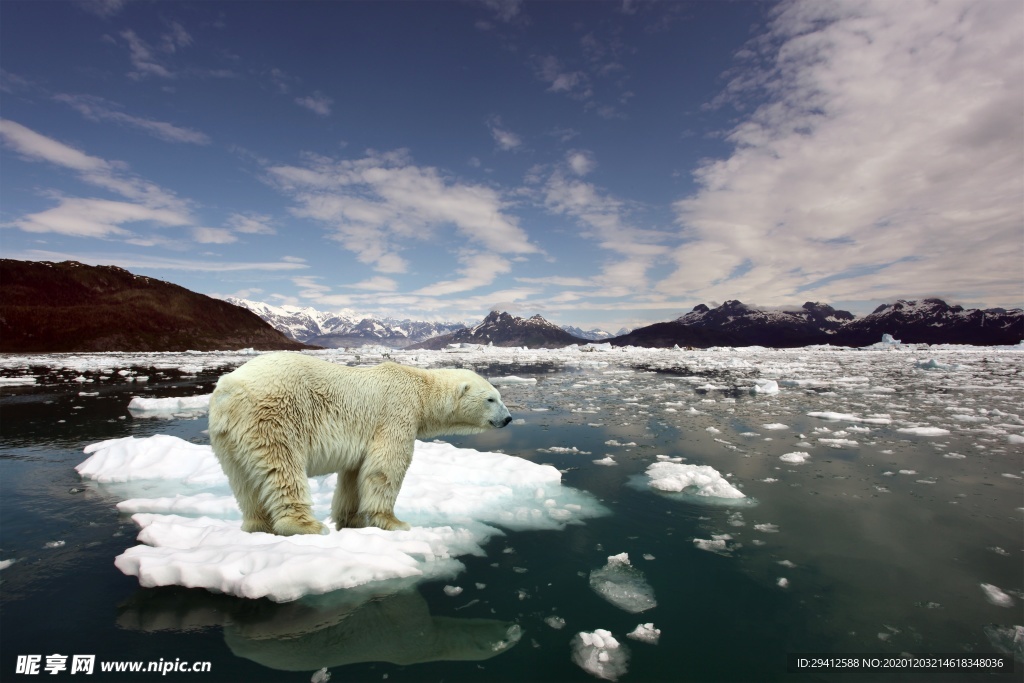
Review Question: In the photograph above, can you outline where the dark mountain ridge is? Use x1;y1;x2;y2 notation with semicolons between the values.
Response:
0;260;309;352
612;299;1022;348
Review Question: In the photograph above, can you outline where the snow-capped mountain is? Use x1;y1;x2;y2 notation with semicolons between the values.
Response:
839;299;1024;346
412;311;589;349
614;299;1022;348
224;297;465;348
560;325;623;341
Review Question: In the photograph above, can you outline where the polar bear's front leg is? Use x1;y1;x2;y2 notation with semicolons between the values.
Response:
356;443;412;531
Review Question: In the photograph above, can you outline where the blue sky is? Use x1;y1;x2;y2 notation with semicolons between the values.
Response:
2;0;1021;330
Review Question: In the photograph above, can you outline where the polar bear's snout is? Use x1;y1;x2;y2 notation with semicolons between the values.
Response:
490;400;513;428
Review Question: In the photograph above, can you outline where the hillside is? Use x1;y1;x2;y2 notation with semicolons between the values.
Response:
0;260;309;352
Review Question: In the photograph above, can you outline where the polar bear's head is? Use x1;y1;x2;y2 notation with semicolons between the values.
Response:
446;370;512;433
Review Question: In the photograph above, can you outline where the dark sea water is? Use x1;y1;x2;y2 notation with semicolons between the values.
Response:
1;350;1021;682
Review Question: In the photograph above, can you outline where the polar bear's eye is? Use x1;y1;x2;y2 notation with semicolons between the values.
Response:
487;398;496;403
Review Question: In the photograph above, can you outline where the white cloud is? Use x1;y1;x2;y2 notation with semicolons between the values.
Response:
566;150;595;176
0;118;108;172
120;29;175;79
268;149;538;273
413;252;512;296
55;94;210;145
8;249;309;272
664;0;1024;308
345;276;399;292
295;92;333;116
543;170;671;296
227;212;276;235
534;55;590;98
192;227;237;244
487;116;523;151
5;198;190;238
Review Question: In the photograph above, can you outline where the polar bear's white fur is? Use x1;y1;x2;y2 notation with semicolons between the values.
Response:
208;352;512;535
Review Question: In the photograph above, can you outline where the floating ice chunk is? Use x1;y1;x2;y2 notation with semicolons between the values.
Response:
762;423;789;430
490;376;537;385
778;560;796;568
693;534;736;556
818;438;858;448
44;540;65;548
980;583;1015;608
589;553;656;613
706;426;721;434
443;585;463;596
0;376;37;386
128;394;212;417
545;615;566;630
754;523;779;533
626;623;660;644
593;456;617;466
777;577;789;588
780;452;809;464
808;411;892;425
571;629;629;681
1007;434;1024;445
896;426;951;436
0;559;14;570
752;380;779;394
643;462;745;500
311;666;330;683
77;435;606;602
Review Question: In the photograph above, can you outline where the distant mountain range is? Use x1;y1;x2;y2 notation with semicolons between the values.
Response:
225;297;623;347
3;260;1017;353
224;297;467;348
0;260;307;352
612;299;1023;348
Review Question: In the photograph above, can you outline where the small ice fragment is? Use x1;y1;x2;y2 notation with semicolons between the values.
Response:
754;523;779;533
762;423;789;430
44;540;65;549
545;615;566;630
980;583;1015;607
0;559;15;570
589;553;656;613
593;456;617;466
896;426;951;436
626;623;661;644
443;585;463;597
644;462;745;499
311;667;331;683
777;577;789;588
780;452;809;464
571;629;629;681
778;560;796;568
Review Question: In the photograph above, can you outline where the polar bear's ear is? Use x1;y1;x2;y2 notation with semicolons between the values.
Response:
458;382;471;397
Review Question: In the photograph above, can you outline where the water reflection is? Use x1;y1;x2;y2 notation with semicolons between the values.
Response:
118;583;522;671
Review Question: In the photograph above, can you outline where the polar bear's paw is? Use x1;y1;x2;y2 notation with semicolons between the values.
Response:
272;517;327;536
367;512;412;532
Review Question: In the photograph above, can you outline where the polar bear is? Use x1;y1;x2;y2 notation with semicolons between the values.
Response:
208;352;512;535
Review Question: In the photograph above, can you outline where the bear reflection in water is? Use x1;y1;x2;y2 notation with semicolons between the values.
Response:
117;583;522;671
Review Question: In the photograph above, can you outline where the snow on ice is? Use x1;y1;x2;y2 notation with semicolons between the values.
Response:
76;435;606;602
643;462;748;501
571;629;629;681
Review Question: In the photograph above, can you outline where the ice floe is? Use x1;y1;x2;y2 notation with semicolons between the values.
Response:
626;623;660;644
588;553;657;614
127;394;212;418
641;462;748;501
76;435;606;602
